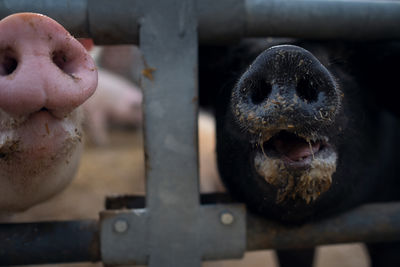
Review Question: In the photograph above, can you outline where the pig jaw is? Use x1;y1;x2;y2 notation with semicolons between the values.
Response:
0;108;83;213
251;128;339;204
254;144;337;204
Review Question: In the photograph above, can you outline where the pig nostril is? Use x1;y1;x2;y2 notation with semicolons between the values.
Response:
52;50;78;77
0;57;17;75
52;50;68;72
250;81;272;105
296;78;318;103
0;48;18;76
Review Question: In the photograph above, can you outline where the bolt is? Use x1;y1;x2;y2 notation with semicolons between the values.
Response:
220;211;234;225
114;219;129;233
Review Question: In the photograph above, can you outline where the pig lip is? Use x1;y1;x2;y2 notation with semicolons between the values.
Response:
29;109;57;121
260;130;329;169
0;109;80;159
254;130;337;204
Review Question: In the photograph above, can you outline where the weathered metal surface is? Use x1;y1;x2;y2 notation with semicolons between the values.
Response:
1;0;400;44
106;194;400;251
247;202;400;250
87;0;141;45
100;210;149;265
139;0;203;266
0;220;100;265
2;202;400;265
0;0;89;37
99;0;246;265
244;0;400;40
100;204;246;265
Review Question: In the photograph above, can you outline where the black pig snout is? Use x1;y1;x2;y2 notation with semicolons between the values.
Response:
231;45;342;135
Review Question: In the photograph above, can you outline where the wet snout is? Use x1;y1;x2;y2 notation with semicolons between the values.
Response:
0;13;97;119
231;45;342;203
232;45;341;136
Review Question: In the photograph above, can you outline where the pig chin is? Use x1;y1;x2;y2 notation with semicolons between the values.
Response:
0;109;83;213
253;130;337;204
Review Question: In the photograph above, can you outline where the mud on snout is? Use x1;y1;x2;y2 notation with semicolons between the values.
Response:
231;45;342;204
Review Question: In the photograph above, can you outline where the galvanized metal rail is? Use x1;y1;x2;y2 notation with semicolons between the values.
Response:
1;201;400;265
1;0;400;266
0;0;400;44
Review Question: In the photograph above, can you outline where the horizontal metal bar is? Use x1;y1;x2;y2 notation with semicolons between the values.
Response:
1;201;400;265
247;202;400;250
0;0;400;44
0;220;100;265
243;0;400;40
106;195;400;250
0;0;90;37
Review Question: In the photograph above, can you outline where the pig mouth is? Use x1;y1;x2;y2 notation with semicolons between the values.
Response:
261;131;328;168
254;130;337;204
0;109;82;161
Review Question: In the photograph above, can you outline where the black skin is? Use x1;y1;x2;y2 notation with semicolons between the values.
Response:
199;39;400;267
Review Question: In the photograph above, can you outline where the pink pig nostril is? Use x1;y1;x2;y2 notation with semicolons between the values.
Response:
52;50;68;73
0;47;18;76
51;48;80;78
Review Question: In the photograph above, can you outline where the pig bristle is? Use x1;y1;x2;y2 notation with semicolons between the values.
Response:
254;149;337;204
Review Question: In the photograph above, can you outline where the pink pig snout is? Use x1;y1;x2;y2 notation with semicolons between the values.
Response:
0;13;98;217
0;13;97;118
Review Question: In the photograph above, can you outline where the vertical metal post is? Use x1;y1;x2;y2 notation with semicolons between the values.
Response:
140;0;201;266
99;2;245;265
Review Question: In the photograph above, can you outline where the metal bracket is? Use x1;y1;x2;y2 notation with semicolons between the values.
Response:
100;204;245;265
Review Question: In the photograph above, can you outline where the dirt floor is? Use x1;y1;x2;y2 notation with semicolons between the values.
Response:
10;123;370;267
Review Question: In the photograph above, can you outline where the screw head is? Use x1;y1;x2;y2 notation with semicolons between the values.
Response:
114;219;129;233
220;211;234;225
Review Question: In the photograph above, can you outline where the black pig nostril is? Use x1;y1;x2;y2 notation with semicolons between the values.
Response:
0;47;18;76
250;80;272;105
296;78;318;103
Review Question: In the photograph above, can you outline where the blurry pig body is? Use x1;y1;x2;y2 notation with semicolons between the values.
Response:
83;68;142;146
0;13;97;217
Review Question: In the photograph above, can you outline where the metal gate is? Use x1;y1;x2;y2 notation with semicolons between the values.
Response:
1;0;400;266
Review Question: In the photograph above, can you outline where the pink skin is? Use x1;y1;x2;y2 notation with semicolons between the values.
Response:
83;68;142;146
0;13;97;217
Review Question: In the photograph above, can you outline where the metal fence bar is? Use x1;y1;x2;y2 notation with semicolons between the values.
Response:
105;195;400;250
0;0;400;44
247;202;400;250
243;0;400;40
0;220;100;265
1;202;400;265
139;0;202;266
